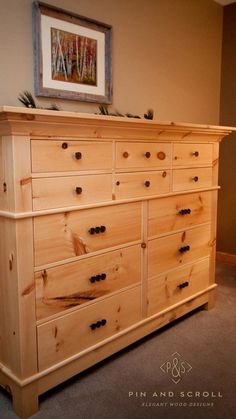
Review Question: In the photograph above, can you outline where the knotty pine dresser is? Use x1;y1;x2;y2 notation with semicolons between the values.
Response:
0;107;233;418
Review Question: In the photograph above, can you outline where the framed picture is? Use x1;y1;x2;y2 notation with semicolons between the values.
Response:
33;1;112;103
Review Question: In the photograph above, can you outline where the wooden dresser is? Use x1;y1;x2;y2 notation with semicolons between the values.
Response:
0;107;232;418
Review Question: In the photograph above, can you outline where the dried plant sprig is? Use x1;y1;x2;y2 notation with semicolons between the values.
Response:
98;105;154;120
144;109;154;120
18;91;59;111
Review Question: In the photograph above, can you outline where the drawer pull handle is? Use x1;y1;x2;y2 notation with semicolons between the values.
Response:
88;225;106;235
90;273;107;283
178;281;189;289
178;208;191;215
75;186;83;195
192;151;199;157
192;176;199;182
62;142;68;149
75;151;82;160
123;151;129;158
90;319;107;330
144;151;151;158
179;245;190;253
144;180;150;187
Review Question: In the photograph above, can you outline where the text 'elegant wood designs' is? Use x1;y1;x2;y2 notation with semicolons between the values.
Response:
0;106;233;418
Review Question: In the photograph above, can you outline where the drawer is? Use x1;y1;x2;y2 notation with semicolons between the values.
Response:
147;258;210;316
35;245;141;320
148;224;211;277
31;140;112;172
32;174;112;210
148;191;212;237
173;168;212;192
34;202;142;266
173;143;213;166
115;142;171;169
37;286;141;370
114;170;170;200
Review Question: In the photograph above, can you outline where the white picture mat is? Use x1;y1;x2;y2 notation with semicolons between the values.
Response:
41;15;105;95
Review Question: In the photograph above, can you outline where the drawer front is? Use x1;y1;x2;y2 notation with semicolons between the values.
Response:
31;140;112;172
114;170;170;200
116;142;171;169
34;202;142;266
173;143;213;166
148;191;212;237
148;224;211;278
147;258;210;316
173;168;212;192
37;286;141;370
35;245;141;320
32;174;112;211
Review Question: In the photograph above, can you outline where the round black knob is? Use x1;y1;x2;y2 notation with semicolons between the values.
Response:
75;151;82;160
90;276;96;283
178;281;189;289
144;152;151;158
90;323;96;330
101;273;107;280
75;186;82;194
144;181;150;187
96;321;102;328
101;319;107;326
100;225;106;233
62;142;68;149
95;226;101;234
192;151;199;157
89;227;95;235
179;245;191;253
192;176;199;182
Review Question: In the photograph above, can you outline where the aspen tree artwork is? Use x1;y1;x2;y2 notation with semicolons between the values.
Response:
51;28;97;86
33;2;112;103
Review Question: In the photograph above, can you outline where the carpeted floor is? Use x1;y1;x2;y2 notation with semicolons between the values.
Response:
0;261;235;419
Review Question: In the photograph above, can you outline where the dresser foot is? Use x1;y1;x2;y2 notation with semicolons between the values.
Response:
12;382;39;419
203;293;215;311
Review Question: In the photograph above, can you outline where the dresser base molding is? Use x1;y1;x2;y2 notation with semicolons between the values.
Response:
0;287;215;418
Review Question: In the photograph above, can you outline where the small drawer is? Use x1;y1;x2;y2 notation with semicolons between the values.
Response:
173;143;213;166
35;245;141;320
34;202;142;266
31;140;112;173
32;174;112;210
114;170;170;200
147;258;210;316
37;286;141;370
148;191;212;237
116;142;171;169
148;223;211;277
173;168;212;192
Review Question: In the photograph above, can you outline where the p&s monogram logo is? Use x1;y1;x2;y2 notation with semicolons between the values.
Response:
160;352;192;384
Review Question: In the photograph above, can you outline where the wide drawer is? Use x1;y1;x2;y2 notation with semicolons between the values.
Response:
114;170;170;200
173;143;213;166
35;245;141;320
115;142;171;169
147;258;210;316
148;191;212;237
173;168;212;191
32;174;112;210
31;140;112;172
148;223;211;277
37;286;141;370
34;202;142;266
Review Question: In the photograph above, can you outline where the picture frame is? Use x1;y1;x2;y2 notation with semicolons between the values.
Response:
33;1;112;103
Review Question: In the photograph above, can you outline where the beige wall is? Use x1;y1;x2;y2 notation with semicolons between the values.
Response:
217;3;236;255
0;0;222;124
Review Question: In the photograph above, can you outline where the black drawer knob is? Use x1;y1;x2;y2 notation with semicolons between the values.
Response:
144;151;151;158
178;208;191;215
192;176;199;182
75;186;83;195
90;273;107;283
88;225;106;235
178;281;189;289
192;151;199;157
144;180;150;187
123;151;129;158
75;151;82;160
90;319;107;330
179;245;190;253
62;142;68;149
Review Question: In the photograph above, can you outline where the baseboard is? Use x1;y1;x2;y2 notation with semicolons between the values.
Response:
216;251;236;265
